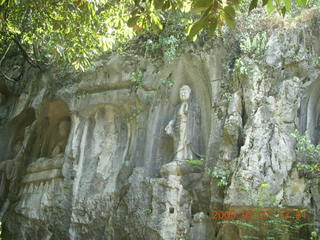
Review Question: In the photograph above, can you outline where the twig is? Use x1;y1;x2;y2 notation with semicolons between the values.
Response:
0;70;16;82
12;37;41;70
0;40;12;66
0;41;16;82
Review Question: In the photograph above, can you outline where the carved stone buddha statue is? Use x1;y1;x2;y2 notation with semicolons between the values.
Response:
50;119;70;157
165;85;195;161
161;85;203;176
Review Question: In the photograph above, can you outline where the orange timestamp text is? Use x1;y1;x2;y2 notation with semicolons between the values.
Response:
211;209;308;221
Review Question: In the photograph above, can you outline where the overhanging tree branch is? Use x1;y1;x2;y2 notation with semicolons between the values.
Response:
12;36;42;70
0;40;16;83
0;40;12;66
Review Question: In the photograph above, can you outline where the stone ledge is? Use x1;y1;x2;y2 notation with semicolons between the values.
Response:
160;161;201;177
22;169;63;183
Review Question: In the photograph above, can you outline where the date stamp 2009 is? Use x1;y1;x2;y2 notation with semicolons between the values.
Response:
211;209;308;221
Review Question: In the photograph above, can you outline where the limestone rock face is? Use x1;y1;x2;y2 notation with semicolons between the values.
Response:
1;9;320;240
160;161;198;177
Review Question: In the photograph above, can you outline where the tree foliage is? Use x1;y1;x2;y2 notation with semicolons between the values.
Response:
292;130;320;178
0;0;310;71
0;0;136;70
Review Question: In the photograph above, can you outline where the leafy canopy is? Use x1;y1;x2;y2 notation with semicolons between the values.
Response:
0;0;309;70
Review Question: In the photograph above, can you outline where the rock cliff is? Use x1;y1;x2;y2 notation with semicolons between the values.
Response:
0;8;320;240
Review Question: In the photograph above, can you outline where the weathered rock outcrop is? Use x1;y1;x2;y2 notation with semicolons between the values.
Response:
0;8;320;240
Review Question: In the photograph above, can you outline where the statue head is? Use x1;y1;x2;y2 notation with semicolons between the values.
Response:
58;119;70;137
179;85;191;102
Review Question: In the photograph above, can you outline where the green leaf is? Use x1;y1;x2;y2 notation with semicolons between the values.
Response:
188;5;211;40
162;0;171;9
284;0;291;11
224;15;235;28
262;0;269;6
260;183;269;189
0;0;6;6
249;0;258;12
127;16;139;27
188;17;206;41
223;6;236;28
230;0;241;6
191;0;212;13
295;0;308;7
281;6;286;16
208;17;218;35
150;12;163;31
7;0;14;7
266;0;277;12
153;0;164;9
224;5;236;19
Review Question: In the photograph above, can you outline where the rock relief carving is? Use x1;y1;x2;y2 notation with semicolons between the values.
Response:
0;108;36;200
49;119;71;157
161;85;203;177
165;85;198;161
19;102;71;195
19;155;65;195
21;117;70;192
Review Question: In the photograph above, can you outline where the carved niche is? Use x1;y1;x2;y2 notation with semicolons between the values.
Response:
0;108;36;202
17;100;71;196
33;99;71;158
165;85;202;161
300;80;320;145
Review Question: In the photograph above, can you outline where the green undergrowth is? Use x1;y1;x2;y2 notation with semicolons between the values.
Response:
225;184;312;239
